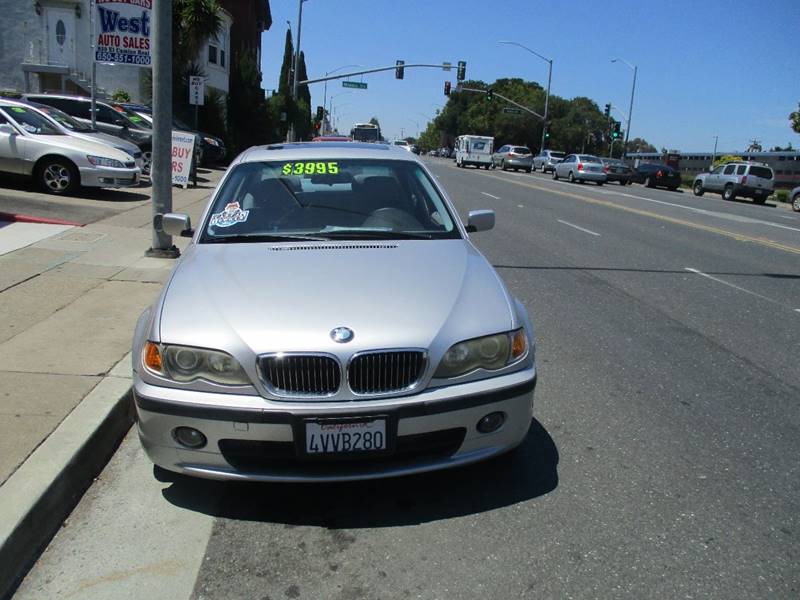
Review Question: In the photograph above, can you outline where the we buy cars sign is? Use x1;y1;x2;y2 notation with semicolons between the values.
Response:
95;0;152;66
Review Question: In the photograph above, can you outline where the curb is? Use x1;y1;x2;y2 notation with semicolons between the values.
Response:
0;357;135;600
0;212;83;227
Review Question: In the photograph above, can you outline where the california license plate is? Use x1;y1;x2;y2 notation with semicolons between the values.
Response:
305;419;387;454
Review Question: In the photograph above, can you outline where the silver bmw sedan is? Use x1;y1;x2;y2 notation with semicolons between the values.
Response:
132;142;537;482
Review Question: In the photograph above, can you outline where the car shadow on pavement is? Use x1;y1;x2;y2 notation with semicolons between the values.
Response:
159;418;559;527
0;174;150;202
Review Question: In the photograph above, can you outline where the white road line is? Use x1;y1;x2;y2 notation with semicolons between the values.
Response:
481;192;500;199
517;204;524;208
557;219;600;236
778;215;796;220
684;268;793;311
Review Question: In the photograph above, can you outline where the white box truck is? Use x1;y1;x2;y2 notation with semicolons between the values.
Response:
455;135;494;169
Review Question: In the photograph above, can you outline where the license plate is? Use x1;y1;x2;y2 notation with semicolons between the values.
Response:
305;418;387;454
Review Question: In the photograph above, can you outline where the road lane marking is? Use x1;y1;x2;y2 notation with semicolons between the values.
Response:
557;219;600;236
684;268;794;312
481;192;500;199
517;204;524;208
444;164;800;256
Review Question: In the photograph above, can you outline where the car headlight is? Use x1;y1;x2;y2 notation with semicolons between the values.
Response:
203;136;220;146
434;329;528;378
87;155;125;168
143;342;249;385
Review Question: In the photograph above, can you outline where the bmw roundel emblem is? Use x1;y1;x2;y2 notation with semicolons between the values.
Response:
331;327;354;343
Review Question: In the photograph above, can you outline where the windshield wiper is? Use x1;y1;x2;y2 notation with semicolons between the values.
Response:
318;229;433;240
204;233;328;244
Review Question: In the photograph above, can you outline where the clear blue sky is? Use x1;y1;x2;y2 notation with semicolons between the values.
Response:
260;0;800;151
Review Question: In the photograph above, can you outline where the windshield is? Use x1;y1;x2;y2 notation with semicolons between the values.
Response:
579;155;601;163
550;152;565;159
352;127;379;142
112;105;152;129
201;159;461;243
36;105;92;132
1;106;63;135
512;147;531;154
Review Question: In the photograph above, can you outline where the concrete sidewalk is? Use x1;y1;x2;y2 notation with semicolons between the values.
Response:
0;169;224;598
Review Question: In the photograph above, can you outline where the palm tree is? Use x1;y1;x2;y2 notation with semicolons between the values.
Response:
173;0;224;68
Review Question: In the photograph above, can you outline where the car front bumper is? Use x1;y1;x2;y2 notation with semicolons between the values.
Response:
134;367;536;482
79;166;141;188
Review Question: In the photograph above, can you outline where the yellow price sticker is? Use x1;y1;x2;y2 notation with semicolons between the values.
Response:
281;161;339;176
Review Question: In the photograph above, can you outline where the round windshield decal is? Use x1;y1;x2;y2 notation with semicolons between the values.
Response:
56;20;66;46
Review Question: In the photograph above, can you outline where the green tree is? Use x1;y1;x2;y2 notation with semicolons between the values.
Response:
626;137;657;153
790;102;800;135
110;89;131;103
294;51;312;140
278;29;294;96
228;50;276;153
713;154;743;169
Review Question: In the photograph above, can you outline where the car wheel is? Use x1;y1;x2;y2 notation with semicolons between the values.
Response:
793;194;800;212
568;171;575;183
596;181;603;186
693;181;704;196
526;167;532;173
142;150;152;175
36;158;79;195
753;195;767;205
552;169;559;180
723;184;735;201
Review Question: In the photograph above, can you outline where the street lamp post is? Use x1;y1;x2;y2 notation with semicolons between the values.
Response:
612;58;637;161
290;0;309;141
328;91;352;129
322;64;362;132
498;40;552;152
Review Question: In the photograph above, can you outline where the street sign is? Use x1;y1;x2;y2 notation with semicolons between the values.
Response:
442;62;452;71
189;76;204;106
503;107;523;115
342;81;368;89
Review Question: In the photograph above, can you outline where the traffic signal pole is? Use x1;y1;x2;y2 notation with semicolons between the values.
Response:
298;62;460;86
458;86;544;120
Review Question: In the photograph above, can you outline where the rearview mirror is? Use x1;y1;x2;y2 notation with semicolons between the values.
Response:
157;213;193;237
465;209;495;233
0;123;17;136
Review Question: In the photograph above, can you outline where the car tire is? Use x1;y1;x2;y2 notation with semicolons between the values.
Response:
793;194;800;212
552;169;559;180
36;157;80;195
668;186;678;191
568;171;575;183
596;181;603;186
723;184;735;201
693;181;704;196
142;150;152;175
753;195;767;205
526;167;532;173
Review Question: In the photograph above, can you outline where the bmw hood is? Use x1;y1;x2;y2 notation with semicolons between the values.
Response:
158;240;515;355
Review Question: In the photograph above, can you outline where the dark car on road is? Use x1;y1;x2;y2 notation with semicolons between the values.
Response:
631;162;681;190
600;158;633;185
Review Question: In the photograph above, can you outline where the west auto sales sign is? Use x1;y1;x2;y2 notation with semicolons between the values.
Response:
95;0;152;66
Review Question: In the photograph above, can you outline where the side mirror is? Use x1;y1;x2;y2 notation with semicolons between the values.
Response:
157;213;193;237
0;123;17;136
465;209;495;233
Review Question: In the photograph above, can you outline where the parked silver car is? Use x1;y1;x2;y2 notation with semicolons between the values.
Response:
132;142;537;482
0;101;140;194
533;149;565;173
492;145;533;172
552;154;607;184
693;161;774;204
5;99;145;172
791;186;800;212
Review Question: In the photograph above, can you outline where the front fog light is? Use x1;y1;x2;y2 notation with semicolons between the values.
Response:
477;412;506;434
172;427;207;449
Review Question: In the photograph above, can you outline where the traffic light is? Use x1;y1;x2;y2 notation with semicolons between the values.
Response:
315;105;324;121
612;121;621;138
544;131;550;139
486;88;493;101
604;103;611;119
457;60;466;81
395;60;405;80
444;81;451;96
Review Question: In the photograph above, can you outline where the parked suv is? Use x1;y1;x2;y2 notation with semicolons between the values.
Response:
23;94;153;173
533;149;565;173
492;145;533;172
693;162;774;204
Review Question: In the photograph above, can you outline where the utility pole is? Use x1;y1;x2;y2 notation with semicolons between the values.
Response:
711;135;719;169
289;0;307;142
90;0;97;128
145;0;178;258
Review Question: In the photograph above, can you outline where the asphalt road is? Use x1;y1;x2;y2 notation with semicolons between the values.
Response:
13;159;800;599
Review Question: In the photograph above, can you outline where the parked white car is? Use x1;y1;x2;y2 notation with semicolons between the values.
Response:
0;101;140;194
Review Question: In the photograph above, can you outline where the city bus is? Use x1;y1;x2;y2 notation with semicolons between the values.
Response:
351;122;381;143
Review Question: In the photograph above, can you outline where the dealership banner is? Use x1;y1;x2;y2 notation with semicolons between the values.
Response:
95;0;152;66
171;131;196;189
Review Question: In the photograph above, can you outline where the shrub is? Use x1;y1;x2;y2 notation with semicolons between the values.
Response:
774;189;789;203
110;89;132;103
